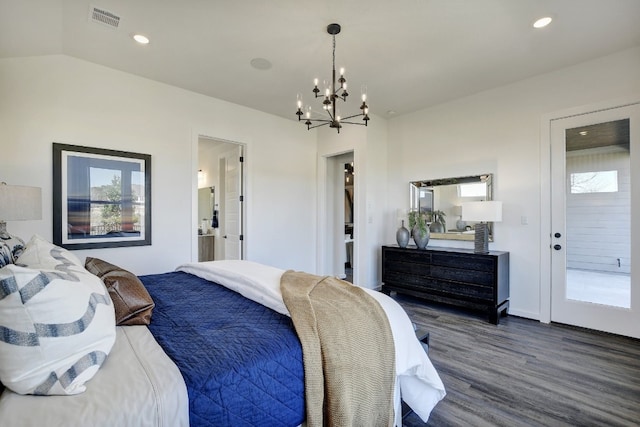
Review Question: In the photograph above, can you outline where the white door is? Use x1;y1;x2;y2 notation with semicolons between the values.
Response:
550;103;639;338
223;145;243;260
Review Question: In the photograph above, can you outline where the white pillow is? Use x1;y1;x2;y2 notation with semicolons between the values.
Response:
0;236;116;395
16;234;83;270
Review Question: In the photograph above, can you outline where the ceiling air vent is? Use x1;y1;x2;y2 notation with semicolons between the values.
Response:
89;5;121;29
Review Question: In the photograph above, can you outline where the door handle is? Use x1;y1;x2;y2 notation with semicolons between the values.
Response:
554;232;561;238
553;244;562;250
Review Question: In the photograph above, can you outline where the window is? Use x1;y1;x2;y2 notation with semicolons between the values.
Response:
458;182;487;198
570;170;618;194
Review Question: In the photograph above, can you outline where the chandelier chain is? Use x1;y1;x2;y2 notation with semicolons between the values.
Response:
332;35;336;78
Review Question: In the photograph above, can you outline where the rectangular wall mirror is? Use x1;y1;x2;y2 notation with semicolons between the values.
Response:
409;174;494;241
198;186;215;234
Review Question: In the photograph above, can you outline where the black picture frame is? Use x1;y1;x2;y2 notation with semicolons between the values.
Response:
53;143;151;249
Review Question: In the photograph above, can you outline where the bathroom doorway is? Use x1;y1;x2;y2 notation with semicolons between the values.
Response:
197;137;245;261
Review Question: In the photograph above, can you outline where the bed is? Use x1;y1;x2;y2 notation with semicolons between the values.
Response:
0;325;189;426
0;236;445;426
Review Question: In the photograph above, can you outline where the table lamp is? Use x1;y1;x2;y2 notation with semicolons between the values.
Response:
461;201;502;254
0;182;42;247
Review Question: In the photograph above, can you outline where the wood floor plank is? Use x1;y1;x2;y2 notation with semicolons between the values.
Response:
396;295;640;427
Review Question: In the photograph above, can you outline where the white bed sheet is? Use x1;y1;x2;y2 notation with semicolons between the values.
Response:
0;326;189;427
178;260;446;426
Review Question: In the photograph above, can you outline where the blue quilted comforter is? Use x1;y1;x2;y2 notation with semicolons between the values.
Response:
139;271;305;427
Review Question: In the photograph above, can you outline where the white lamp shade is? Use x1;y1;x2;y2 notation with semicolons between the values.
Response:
0;184;42;221
461;201;502;222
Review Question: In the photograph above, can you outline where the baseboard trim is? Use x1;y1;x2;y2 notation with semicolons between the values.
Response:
507;308;541;322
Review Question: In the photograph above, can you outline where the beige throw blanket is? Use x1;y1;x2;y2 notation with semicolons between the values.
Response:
281;271;396;427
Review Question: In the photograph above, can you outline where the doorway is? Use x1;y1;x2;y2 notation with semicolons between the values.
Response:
321;151;356;281
197;137;245;261
549;102;639;338
344;158;354;283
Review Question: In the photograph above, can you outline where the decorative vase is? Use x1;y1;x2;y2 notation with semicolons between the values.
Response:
429;220;445;233
396;220;410;248
412;225;430;249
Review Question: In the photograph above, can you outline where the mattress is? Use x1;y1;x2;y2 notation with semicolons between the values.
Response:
140;271;305;427
0;325;189;427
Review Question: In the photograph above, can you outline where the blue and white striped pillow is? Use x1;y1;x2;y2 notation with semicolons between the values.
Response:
0;236;116;395
0;234;26;263
0;242;13;268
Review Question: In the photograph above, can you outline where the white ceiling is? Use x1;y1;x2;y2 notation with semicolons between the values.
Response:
2;0;639;122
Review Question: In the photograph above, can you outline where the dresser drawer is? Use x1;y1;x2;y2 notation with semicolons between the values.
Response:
393;277;494;301
383;259;431;278
384;248;432;265
431;252;495;272
430;265;494;287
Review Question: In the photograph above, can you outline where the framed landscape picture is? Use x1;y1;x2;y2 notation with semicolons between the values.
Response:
53;143;151;249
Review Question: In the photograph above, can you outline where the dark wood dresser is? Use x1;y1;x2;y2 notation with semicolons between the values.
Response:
381;245;509;324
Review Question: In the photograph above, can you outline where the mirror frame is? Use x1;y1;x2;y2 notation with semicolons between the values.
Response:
409;173;494;242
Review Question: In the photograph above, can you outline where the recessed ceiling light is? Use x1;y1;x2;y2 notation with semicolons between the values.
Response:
250;58;272;70
133;34;150;44
533;17;552;29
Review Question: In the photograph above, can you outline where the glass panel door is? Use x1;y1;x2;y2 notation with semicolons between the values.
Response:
550;103;639;338
565;120;630;308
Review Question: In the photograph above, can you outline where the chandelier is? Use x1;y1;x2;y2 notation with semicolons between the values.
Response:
296;23;370;133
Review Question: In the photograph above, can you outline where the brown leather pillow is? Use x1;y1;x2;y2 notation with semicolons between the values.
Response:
85;257;155;326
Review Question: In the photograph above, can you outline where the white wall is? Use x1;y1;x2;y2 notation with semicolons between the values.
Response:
364;116;389;288
0;55;317;275
386;46;640;319
316;115;388;289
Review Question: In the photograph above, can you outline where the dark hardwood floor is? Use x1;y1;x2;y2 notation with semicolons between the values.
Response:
394;294;640;427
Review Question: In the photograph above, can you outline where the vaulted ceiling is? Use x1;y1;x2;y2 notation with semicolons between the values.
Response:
1;0;639;122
